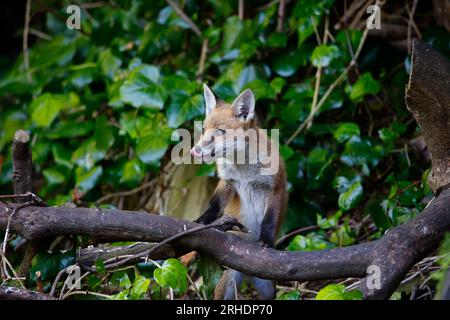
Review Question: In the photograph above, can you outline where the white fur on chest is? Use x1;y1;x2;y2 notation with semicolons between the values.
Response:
218;163;273;240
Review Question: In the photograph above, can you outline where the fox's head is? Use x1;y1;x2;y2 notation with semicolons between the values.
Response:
190;84;257;163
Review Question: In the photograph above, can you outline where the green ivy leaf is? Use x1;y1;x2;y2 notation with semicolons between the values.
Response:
349;72;381;102
222;16;244;50
45;120;94;139
293;0;333;45
31;93;79;127
110;289;130;300
29;250;74;284
72;140;105;170
306;147;335;189
329;224;357;246
317;210;342;229
110;271;132;289
153;258;188;294
99;49;122;79
67;63;96;88
120;158;145;186
338;181;363;211
130;275;150;298
43;166;67;186
136;134;170;165
272;50;309;77
316;284;362;300
266;32;288;48
277;290;301;300
94;115;115;152
341;136;384;170
195;256;223;299
95;259;106;274
52;144;74;169
0;111;27;150
378;128;399;143
311;45;340;67
75;165;103;193
333;123;360;143
167;93;204;128
287;233;334;251
120;65;166;109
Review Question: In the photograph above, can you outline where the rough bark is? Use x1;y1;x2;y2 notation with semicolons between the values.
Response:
406;40;450;193
11;129;38;280
12;130;32;203
76;243;181;269
0;286;55;300
0;202;374;281
0;187;449;299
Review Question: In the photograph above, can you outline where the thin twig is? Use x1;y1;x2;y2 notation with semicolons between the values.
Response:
304;16;329;131
0;247;26;289
196;39;209;82
311;17;322;45
2;202;33;255
238;0;244;20
187;273;203;300
0;192;45;206
166;0;202;37
62;290;111;300
50;266;69;297
60;270;91;300
29;28;52;41
406;0;418;54
276;0;285;32
100;215;247;270
274;225;320;247
23;0;32;83
95;180;155;204
286;11;372;145
79;1;106;9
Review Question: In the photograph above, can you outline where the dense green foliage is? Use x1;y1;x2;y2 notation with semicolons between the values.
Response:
0;0;449;300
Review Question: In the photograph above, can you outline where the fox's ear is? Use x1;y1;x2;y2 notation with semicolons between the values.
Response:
203;84;217;116
231;89;255;122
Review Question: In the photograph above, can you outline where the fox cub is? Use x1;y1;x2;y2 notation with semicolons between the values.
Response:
191;84;288;299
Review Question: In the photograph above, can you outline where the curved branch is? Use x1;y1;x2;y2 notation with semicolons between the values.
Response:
0;286;55;300
1;188;449;300
0;201;373;281
406;40;450;193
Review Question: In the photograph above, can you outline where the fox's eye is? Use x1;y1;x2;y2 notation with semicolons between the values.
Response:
216;128;226;135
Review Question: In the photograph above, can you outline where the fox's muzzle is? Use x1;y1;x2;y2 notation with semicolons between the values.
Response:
190;145;202;158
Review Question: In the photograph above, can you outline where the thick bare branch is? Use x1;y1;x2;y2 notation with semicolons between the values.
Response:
406;40;450;193
0;286;55;300
1;187;449;300
0;202;374;281
12;130;32;203
11;130;40;281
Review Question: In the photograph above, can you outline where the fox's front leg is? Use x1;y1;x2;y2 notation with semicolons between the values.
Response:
181;180;235;267
259;191;283;247
195;180;235;224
